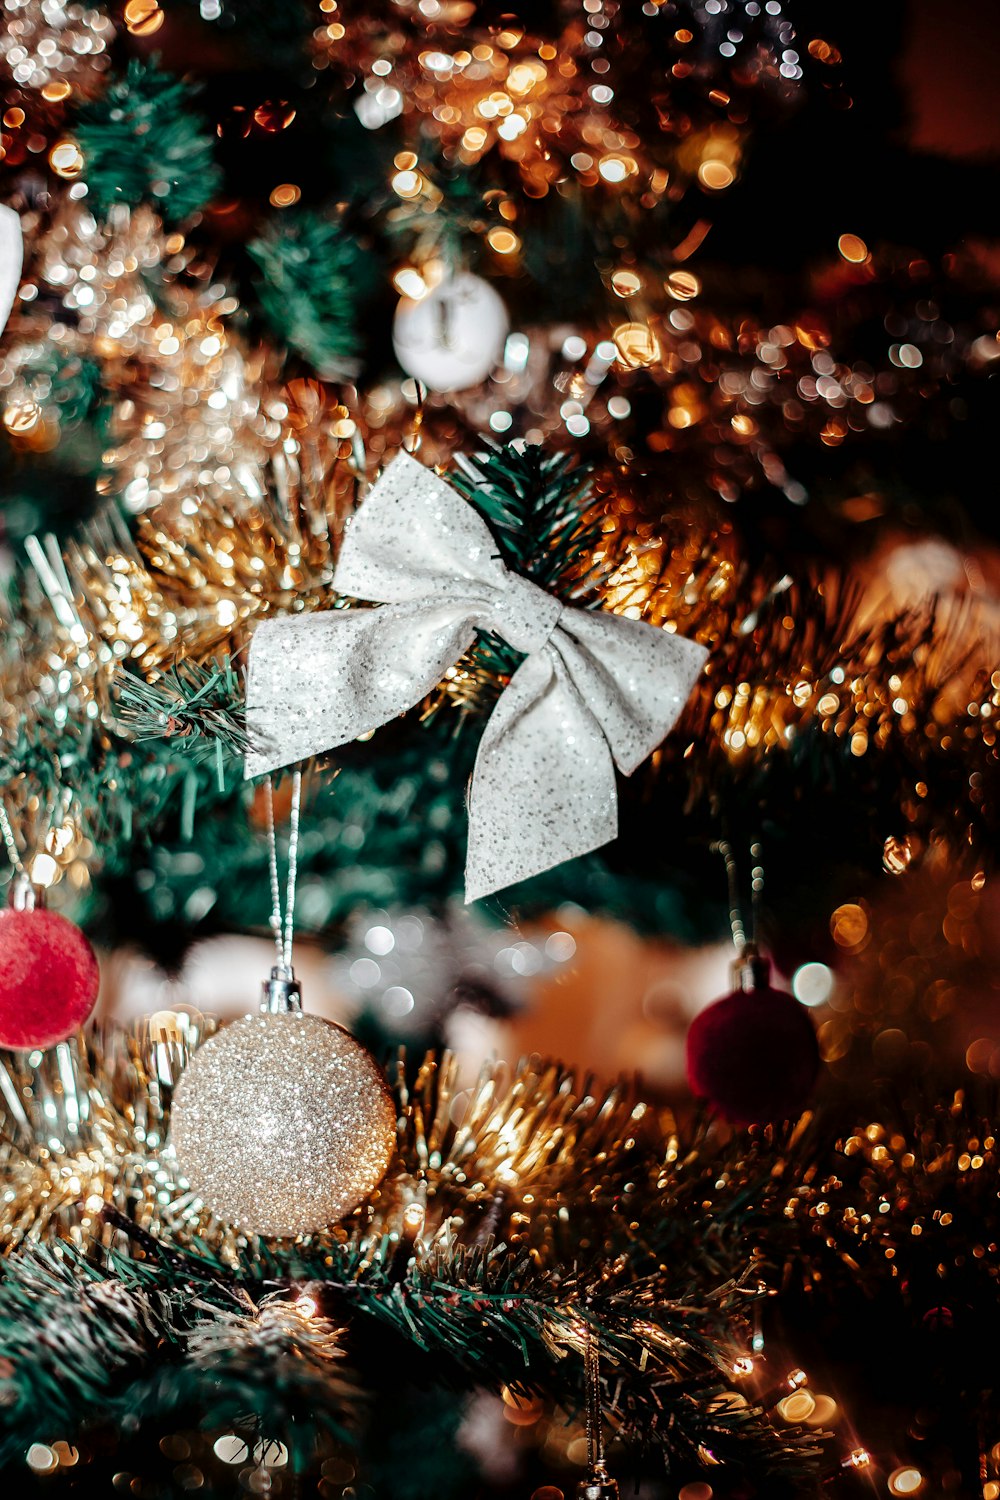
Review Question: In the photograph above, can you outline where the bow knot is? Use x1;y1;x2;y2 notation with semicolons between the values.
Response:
246;451;708;901
491;572;563;655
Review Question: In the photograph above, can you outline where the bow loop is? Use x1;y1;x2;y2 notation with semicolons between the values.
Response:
490;572;563;655
245;452;709;900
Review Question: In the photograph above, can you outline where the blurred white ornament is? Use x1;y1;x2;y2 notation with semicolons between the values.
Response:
885;537;965;606
392;271;509;392
456;1392;522;1484
101;935;349;1026
354;83;404;130
328;902;576;1038
0;205;23;339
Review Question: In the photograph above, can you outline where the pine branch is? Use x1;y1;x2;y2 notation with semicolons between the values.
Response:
73;59;221;222
0;1244;358;1464
248;209;374;377
114;659;251;766
0;1236;818;1483
451;440;605;596
0;1244;173;1461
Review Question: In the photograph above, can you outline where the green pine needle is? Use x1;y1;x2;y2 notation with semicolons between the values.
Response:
452;441;604;593
248;209;373;375
114;659;250;761
74;59;221;222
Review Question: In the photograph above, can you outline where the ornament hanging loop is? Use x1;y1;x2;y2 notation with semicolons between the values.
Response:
578;1323;619;1500
577;1467;620;1500
262;771;303;1015
732;943;771;994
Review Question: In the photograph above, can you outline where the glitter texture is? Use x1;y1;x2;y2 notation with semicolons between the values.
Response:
0;906;100;1051
169;1012;396;1238
245;451;708;900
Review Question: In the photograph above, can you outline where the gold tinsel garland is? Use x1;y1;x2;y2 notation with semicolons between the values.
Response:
0;1018;672;1267
0;171;996;877
8;1011;999;1317
2;407;998;876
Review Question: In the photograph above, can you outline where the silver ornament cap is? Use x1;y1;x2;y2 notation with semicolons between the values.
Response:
261;964;302;1013
577;1465;620;1500
8;871;40;911
732;943;771;994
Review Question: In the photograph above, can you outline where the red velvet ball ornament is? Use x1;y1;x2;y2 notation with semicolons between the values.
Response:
686;954;820;1125
0;889;99;1050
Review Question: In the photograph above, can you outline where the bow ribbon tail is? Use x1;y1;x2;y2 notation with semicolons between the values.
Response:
464;651;618;902
555;611;709;774
244;603;476;779
464;617;709;901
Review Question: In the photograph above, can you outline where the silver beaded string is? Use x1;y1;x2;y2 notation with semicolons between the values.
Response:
750;839;764;950
714;837;765;955
0;786;72;882
264;770;302;976
714;837;747;954
0;802;24;875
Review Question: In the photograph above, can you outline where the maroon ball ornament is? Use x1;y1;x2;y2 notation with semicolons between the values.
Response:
686;950;820;1125
0;877;99;1050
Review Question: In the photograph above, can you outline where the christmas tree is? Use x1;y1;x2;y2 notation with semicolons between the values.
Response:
0;0;998;1495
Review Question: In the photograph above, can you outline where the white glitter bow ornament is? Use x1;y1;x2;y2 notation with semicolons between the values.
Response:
0;205;23;339
245;451;708;901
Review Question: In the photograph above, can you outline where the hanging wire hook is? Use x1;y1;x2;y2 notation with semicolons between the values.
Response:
579;1322;619;1500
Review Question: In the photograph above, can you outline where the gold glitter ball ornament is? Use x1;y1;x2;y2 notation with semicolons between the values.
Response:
169;1011;396;1237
